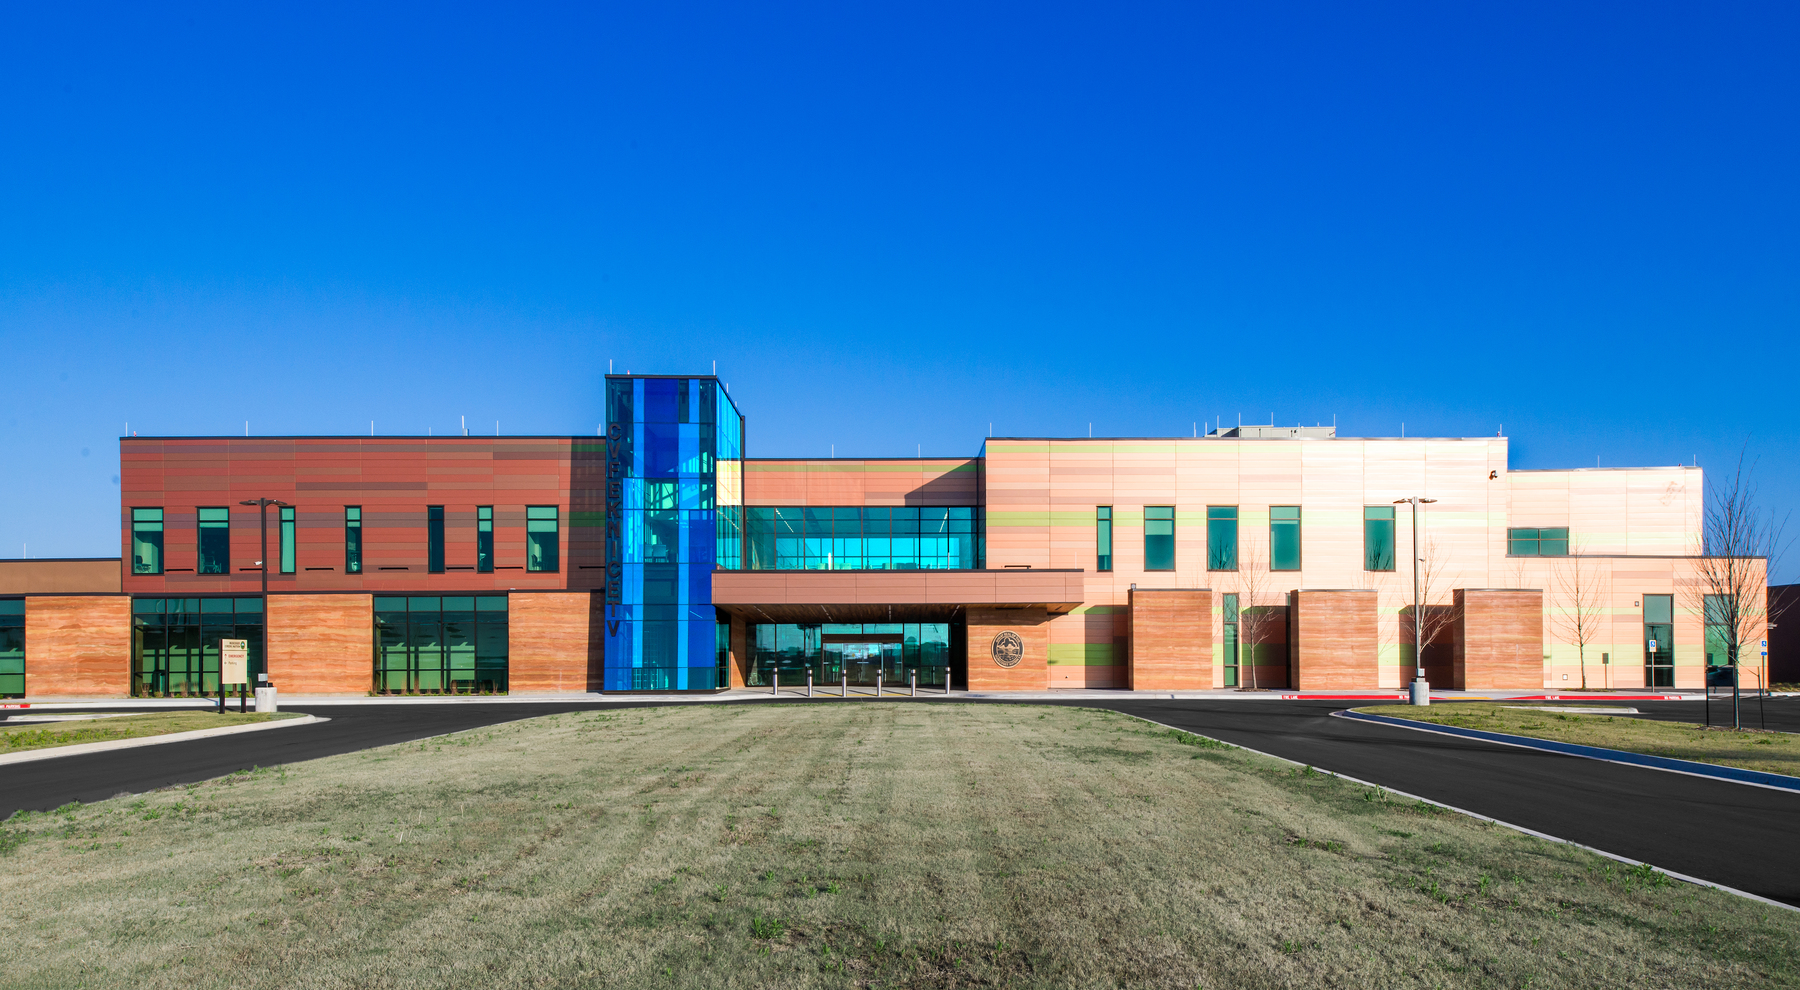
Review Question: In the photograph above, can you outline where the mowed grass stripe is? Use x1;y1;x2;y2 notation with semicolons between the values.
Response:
0;704;1794;989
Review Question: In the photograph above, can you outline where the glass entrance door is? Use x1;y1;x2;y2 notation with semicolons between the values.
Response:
1644;594;1675;688
821;641;902;686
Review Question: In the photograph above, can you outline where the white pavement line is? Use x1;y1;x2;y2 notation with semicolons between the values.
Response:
1115;709;1800;914
1334;710;1800;795
0;715;328;768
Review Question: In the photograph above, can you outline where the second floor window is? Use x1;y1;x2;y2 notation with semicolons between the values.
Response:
1207;506;1238;571
477;506;494;573
1096;507;1112;572
1364;506;1396;571
131;508;164;575
527;506;560;572
197;507;231;574
427;506;446;573
345;507;362;574
1508;527;1569;556
279;507;296;574
1144;506;1175;571
1270;506;1301;571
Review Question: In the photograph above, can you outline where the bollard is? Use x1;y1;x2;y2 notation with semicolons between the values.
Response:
772;669;778;697
807;670;813;698
945;671;952;696
876;669;882;697
911;670;916;697
841;671;848;698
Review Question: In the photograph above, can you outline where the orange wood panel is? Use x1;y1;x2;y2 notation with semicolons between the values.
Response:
1290;589;1379;689
1128;589;1211;690
965;606;1049;691
266;594;373;695
508;592;595;692
1454;589;1545;690
25;596;131;697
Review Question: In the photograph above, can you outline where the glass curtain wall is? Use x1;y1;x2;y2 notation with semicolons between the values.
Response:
605;376;742;691
374;596;509;693
0;600;23;697
131;597;264;697
746;622;954;689
745;507;979;570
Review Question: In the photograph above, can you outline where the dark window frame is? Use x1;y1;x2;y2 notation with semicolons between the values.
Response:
427;506;446;574
131;507;165;576
1206;505;1238;572
1144;505;1176;572
1270;505;1301;571
197;506;231;575
345;506;362;574
1507;527;1569;556
1363;506;1396;572
526;505;560;573
476;506;494;573
279;506;296;574
1096;506;1113;572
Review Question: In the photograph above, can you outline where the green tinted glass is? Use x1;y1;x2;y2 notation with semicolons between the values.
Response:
1144;506;1175;571
1364;507;1395;571
1270;506;1300;571
1206;506;1237;571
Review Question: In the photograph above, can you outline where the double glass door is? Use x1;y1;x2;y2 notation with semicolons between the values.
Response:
822;641;903;687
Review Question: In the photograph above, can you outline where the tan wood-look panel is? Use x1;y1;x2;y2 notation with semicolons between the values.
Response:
0;560;120;595
508;592;595;692
24;596;131;696
1128;589;1211;690
1454;589;1544;690
965;606;1049;691
266;594;373;694
1291;589;1379;689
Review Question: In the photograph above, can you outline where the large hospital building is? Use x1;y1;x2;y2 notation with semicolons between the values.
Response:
0;374;1765;698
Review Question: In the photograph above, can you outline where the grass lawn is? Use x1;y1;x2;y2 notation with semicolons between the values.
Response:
0;710;299;754
1357;703;1800;778
0;704;1794;989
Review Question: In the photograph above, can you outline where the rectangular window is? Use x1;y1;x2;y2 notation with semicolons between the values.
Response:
427;506;446;574
1207;506;1238;571
1363;506;1396;571
279;506;296;574
1144;506;1175;571
131;508;164;575
526;506;560;572
1508;527;1569;556
1096;507;1113;572
1270;506;1301;571
345;507;362;574
1222;592;1239;688
197;507;231;574
0;599;24;698
476;506;494;573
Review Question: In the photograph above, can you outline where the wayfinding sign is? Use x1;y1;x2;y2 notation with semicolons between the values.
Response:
221;639;249;686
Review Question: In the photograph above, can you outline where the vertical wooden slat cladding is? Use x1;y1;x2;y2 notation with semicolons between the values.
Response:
508;593;595;692
1290;590;1379;689
25;597;131;696
266;594;373;694
743;459;981;506
965;606;1049;691
120;437;593;596
1454;589;1545;690
1128;589;1212;690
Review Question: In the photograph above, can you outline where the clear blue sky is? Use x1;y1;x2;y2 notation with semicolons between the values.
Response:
3;3;1796;577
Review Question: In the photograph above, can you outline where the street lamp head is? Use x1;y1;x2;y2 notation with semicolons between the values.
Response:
1420;498;1437;504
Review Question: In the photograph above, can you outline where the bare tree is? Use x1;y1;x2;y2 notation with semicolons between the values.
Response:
1402;537;1463;684
1554;542;1608;691
1229;544;1279;690
1685;450;1792;728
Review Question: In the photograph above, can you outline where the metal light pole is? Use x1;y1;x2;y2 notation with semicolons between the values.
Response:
1395;497;1437;706
239;498;288;693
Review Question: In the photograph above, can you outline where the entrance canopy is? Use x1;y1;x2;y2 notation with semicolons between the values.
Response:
711;568;1085;624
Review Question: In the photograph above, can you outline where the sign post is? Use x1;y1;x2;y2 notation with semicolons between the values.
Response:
222;639;248;714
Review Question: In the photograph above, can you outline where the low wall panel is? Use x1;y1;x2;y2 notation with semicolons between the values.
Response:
267;594;373;695
25;596;130;697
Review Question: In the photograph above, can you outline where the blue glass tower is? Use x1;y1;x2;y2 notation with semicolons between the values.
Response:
604;375;744;690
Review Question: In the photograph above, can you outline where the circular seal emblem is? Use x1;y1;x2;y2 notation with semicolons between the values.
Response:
991;630;1024;668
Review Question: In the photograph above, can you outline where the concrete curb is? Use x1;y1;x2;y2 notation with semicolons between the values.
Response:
0;714;328;767
1337;710;1800;794
1117;710;1799;913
